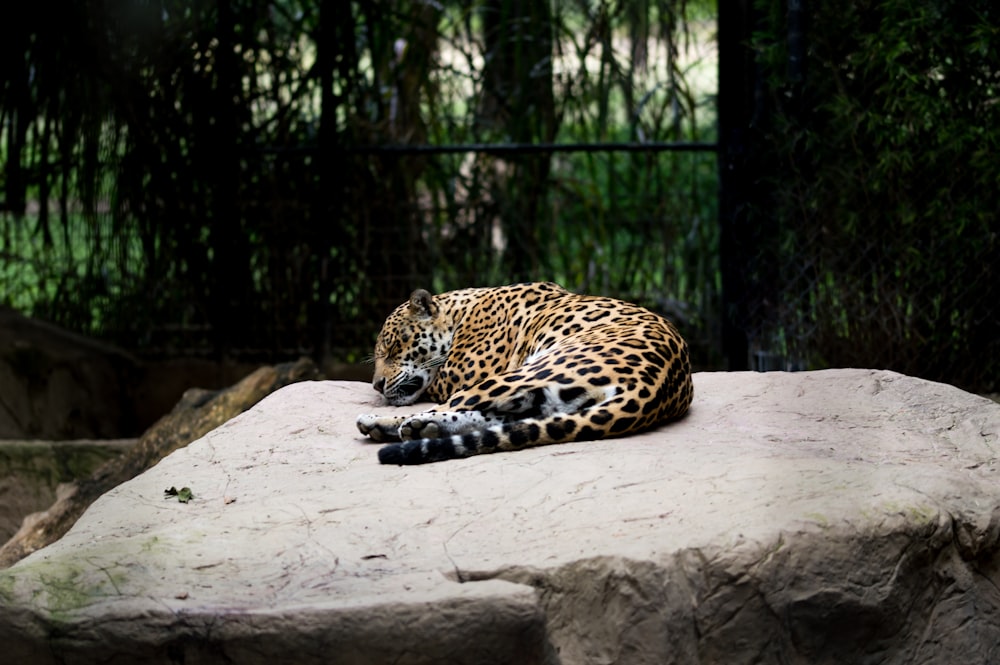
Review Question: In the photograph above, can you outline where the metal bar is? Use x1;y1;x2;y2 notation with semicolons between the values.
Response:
347;142;718;155
259;142;717;156
717;0;755;371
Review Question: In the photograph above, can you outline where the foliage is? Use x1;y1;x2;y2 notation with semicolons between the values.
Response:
164;486;194;503
1;0;718;363
341;0;718;355
748;0;998;391
2;0;327;355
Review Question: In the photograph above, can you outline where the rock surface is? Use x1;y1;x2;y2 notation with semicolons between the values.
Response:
0;307;279;439
0;439;136;542
0;308;142;439
0;369;997;664
0;358;320;568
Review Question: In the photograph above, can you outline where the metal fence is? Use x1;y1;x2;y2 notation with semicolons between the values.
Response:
311;141;721;369
717;0;999;394
4;1;996;394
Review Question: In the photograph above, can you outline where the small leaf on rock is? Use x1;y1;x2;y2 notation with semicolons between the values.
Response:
164;486;194;503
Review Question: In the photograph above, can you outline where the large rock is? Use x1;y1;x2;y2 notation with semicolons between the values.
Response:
0;369;997;664
0;358;320;568
0;439;136;543
0;307;272;439
0;308;141;439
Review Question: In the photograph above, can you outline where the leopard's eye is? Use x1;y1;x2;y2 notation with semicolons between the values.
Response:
382;339;401;357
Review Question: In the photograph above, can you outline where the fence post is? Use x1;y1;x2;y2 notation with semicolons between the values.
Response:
717;0;755;371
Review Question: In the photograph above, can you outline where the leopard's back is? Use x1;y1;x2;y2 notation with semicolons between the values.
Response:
358;282;692;464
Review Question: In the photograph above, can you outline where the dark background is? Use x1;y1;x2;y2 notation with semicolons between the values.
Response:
1;0;996;396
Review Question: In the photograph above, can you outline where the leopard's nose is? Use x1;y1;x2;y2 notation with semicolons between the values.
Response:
373;377;386;394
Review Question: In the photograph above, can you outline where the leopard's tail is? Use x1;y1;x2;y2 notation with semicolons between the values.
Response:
377;407;673;465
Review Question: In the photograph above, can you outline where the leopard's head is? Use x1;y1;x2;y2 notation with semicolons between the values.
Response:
370;289;453;405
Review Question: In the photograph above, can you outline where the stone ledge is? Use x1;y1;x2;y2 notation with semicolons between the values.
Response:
1;370;998;664
0;439;136;542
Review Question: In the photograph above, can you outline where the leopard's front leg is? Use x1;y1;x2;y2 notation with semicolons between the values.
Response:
358;409;504;442
397;410;503;440
385;382;571;441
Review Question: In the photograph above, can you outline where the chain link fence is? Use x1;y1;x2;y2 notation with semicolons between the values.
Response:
259;143;722;369
3;1;996;394
730;0;999;393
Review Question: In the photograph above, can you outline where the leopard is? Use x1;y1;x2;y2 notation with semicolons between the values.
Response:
356;282;692;465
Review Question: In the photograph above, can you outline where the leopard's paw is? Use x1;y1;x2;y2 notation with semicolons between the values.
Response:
399;416;441;441
356;414;405;442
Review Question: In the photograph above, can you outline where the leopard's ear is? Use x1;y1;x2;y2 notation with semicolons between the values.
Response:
408;289;438;318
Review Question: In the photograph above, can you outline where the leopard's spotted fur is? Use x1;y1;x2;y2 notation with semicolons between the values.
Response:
356;282;692;464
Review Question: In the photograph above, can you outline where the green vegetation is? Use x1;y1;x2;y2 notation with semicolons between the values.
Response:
748;0;998;390
1;0;718;363
1;0;995;390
